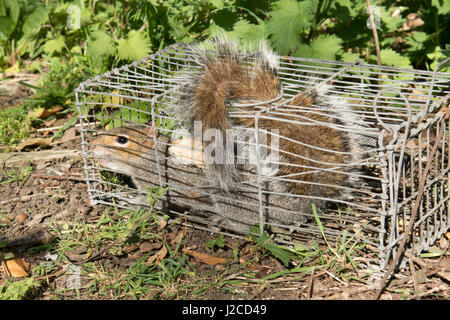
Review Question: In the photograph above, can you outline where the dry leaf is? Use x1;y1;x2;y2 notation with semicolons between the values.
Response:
146;245;168;265
407;13;424;28
103;90;124;108
42;118;57;128
402;13;424;31
4;258;30;277
60;127;77;142
168;231;184;246
53;127;77;145
158;218;167;229
15;213;28;224
5;62;19;74
28;106;64;120
139;241;162;253
123;244;139;254
182;248;227;265
17;137;54;151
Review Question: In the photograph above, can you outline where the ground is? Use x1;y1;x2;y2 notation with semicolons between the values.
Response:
0;83;449;300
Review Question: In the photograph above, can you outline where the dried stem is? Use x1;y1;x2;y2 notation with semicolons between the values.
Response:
366;0;381;66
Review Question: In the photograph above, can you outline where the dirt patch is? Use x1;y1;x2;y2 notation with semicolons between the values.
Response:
0;73;39;110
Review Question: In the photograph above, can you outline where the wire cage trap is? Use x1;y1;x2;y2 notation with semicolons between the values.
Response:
75;42;450;271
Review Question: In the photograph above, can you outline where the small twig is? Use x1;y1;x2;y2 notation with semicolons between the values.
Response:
405;251;450;283
0;193;46;205
33;173;85;182
326;270;346;285
14;168;34;196
407;285;448;300
365;0;381;66
408;257;419;294
248;283;268;300
5;230;55;248
74;239;121;265
306;268;315;299
35;265;68;282
374;107;449;299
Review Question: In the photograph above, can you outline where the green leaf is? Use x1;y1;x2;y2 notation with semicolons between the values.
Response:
209;0;225;10
211;7;239;30
108;101;151;129
443;44;450;58
294;34;343;60
42;36;66;55
117;30;151;61
427;46;450;71
206;234;225;250
267;0;316;55
331;0;365;20
341;51;360;63
0;16;15;42
378;6;403;32
248;226;293;267
0;278;40;300
146;186;168;208
22;6;51;38
261;241;292;267
5;0;19;24
432;0;450;15
232;19;266;43
380;48;412;69
209;19;266;46
87;30;116;58
405;31;427;52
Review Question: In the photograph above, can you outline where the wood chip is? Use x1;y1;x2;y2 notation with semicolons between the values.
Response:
182;248;227;265
3;258;30;277
16;137;54;152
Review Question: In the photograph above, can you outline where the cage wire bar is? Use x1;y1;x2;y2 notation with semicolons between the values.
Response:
75;43;450;271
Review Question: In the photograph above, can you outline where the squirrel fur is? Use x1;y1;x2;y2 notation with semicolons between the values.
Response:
172;37;377;228
92;38;377;233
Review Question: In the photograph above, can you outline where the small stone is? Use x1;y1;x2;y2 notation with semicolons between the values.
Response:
15;213;28;224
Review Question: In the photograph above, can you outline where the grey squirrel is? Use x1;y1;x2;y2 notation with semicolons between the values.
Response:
91;38;377;233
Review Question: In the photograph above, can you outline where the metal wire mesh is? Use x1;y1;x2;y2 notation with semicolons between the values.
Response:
75;42;450;270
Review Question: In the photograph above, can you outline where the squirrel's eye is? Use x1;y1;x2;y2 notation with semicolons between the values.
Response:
117;136;128;144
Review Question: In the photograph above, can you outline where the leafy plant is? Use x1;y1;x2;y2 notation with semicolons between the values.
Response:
210;0;449;70
0;162;33;184
206;234;226;250
0;105;30;146
0;278;41;300
1;0;448;146
248;225;294;266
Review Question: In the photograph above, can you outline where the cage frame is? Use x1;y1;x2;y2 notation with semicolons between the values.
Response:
75;42;450;272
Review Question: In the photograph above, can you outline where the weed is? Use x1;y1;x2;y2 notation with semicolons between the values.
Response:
0;277;41;300
0;106;30;146
0;162;33;184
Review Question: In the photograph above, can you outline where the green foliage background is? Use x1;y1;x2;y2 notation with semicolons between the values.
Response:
0;0;449;115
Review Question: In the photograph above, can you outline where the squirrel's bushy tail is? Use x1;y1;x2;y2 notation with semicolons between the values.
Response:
173;38;377;212
174;37;280;134
173;37;282;189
